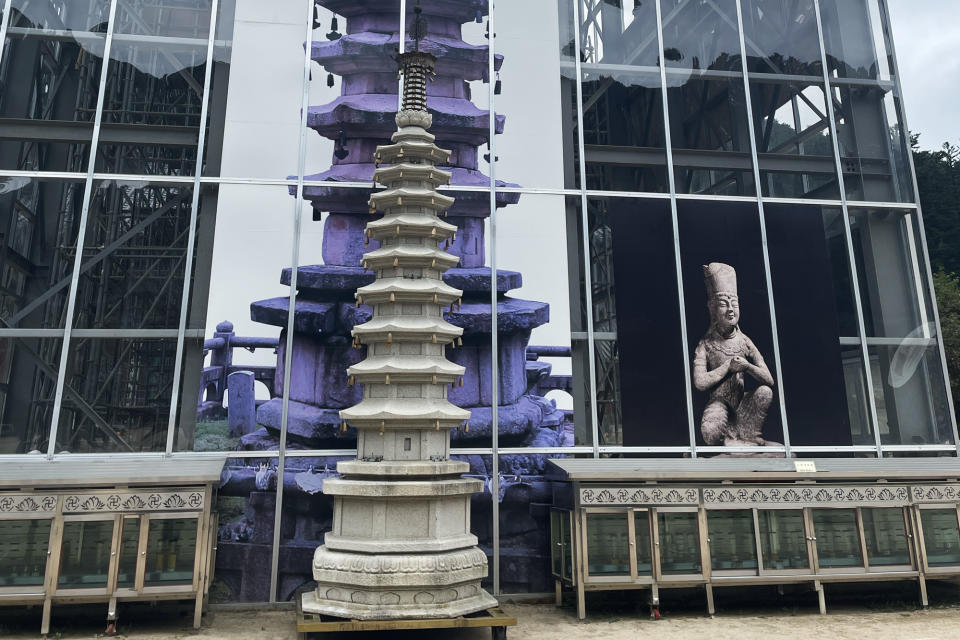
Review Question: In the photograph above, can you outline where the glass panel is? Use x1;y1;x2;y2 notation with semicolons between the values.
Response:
708;509;758;571
812;508;863;568
657;511;701;574
59;520;113;588
116;517;140;588
114;0;212;38
678;200;784;449
0;519;51;587
0;336;62;454
578;1;668;193
849;209;935;339
56;338;177;453
586;513;629;576
205;0;310;179
94;39;208;176
634;511;652;575
660;0;743;72
210;456;278;602
758;509;809;570
920;509;960;567
551;511;562;577
764;204;866;447
0;1;110;172
495;0;576;189
862;508;909;567
587;197;687;446
145;518;197;586
71;180;195;330
869;344;954;446
561;511;572;581
0;176;86;330
174;184;296;452
740;0;822;77
749;80;839;199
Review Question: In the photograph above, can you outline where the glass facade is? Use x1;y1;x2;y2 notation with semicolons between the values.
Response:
0;0;954;602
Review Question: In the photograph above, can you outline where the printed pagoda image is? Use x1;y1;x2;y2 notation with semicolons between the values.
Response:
301;8;497;619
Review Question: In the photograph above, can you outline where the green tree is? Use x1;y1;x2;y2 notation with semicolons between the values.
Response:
913;137;960;274
932;270;960;414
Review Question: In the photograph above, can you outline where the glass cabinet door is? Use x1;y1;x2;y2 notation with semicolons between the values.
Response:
116;516;142;589
657;512;702;575
634;511;652;575
550;511;562;577
758;510;809;571
812;509;864;569
145;517;197;586
0;519;52;588
561;513;572;582
920;509;960;567
708;510;758;571
58;519;115;589
585;513;630;577
862;508;910;567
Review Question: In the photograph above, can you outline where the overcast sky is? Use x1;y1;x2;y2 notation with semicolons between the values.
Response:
887;0;960;150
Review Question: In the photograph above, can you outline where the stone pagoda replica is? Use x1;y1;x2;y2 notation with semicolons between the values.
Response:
301;8;498;619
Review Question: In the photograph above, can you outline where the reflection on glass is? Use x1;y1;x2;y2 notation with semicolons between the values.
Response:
72;182;194;330
1;1;109;172
667;76;756;196
841;347;874;446
708;510;758;571
820;0;894;81
869;345;953;447
57;338;178;453
812;509;863;568
749;81;838;199
0;337;62;455
145;518;197;586
661;0;742;72
59;520;114;588
740;0;822;76
586;513;629;576
862;508;909;567
114;1;213;38
0;520;51;586
116;517;141;588
920;509;960;567
758;510;809;570
551;511;562;576
634;511;652;575
658;512;701;574
850;210;934;339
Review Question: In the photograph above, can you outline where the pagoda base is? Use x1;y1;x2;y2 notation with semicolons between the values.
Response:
301;587;498;621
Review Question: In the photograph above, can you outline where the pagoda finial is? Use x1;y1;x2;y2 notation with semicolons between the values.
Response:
396;2;435;117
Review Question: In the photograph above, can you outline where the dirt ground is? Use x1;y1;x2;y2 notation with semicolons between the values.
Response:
5;586;960;640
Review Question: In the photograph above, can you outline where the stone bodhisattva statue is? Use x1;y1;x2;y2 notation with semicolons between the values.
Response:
693;263;777;447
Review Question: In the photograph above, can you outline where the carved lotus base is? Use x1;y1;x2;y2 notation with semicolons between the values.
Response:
304;545;495;620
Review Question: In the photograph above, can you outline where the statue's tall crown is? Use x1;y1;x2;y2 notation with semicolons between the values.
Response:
703;262;738;298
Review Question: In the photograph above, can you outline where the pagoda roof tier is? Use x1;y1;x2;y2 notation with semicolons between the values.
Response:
368;187;456;213
280;264;375;293
309;95;503;146
300;165;519;217
374;141;452;167
373;163;451;189
335;459;470;478
339;397;471;427
347;355;465;381
446;298;551;334
365;213;458;241
312;33;499;81
361;246;460;272
315;0;489;24
352;316;463;344
355;277;462;306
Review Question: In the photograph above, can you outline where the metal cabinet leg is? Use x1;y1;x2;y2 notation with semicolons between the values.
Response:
194;592;204;629
41;598;52;636
705;583;715;617
576;581;586;620
815;581;826;615
919;576;929;608
555;580;563;607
